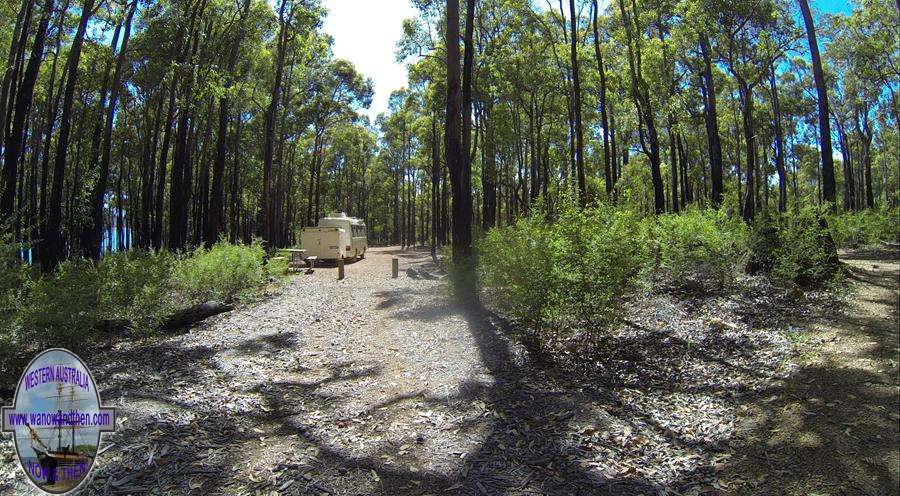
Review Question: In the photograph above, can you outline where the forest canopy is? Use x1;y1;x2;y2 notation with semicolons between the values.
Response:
0;0;897;268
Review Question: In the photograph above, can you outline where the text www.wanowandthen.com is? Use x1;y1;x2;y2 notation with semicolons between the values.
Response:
7;410;112;428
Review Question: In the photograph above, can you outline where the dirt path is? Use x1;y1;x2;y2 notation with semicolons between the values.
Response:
1;246;897;495
724;248;900;495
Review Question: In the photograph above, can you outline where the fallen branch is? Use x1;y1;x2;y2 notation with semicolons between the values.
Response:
161;301;234;331
98;301;235;336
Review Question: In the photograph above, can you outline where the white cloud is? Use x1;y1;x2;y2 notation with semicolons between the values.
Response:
321;0;418;120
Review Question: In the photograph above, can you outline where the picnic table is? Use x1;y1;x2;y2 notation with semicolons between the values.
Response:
281;249;308;273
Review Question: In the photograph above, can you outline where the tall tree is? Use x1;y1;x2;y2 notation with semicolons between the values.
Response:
1;0;51;223
616;0;665;214
262;0;292;245
206;0;252;247
569;0;586;206
446;0;473;258
592;0;612;199
84;0;139;259
698;33;724;208
798;0;836;206
40;0;96;271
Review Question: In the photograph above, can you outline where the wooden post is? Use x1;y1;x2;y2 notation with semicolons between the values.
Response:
338;257;345;280
392;257;399;278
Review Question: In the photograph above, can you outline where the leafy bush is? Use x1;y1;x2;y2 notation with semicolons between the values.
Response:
0;244;32;382
18;258;102;350
828;208;900;248
745;214;780;275
0;241;278;388
477;211;554;329
174;240;268;303
647;209;748;291
97;250;175;330
478;201;647;349
0;243;29;332
771;205;842;285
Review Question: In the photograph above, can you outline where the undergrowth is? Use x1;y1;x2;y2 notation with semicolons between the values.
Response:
0;240;281;388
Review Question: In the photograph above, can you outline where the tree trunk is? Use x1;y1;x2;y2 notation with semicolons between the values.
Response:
431;110;440;256
617;0;664;214
84;0;137;260
769;63;787;212
699;34;724;208
798;0;836;207
169;8;206;251
1;0;51;224
857;109;875;209
668;119;679;213
446;0;473;259
0;0;33;162
207;0;251;247
569;0;586;207
39;0;95;272
739;80;756;223
482;103;496;231
262;0;291;246
592;0;612;199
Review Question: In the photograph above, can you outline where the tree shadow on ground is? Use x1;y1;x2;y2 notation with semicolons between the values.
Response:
77;288;728;495
721;247;899;495
720;363;899;495
48;248;897;496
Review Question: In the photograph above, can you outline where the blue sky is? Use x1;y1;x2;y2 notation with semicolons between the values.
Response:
817;0;853;15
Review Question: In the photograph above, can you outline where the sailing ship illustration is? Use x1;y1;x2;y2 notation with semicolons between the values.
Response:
24;382;94;489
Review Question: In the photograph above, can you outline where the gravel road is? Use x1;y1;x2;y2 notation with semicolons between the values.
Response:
1;246;845;496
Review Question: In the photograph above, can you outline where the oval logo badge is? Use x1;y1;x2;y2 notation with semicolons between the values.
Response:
2;348;116;494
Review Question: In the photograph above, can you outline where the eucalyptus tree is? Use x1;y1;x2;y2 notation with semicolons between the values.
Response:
303;59;373;226
797;0;836;208
40;0;96;271
614;0;665;214
708;0;797;222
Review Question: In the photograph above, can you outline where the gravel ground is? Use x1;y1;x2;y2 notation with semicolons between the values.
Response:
1;246;888;496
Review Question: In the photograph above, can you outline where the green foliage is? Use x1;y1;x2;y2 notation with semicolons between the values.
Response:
477;211;553;328
266;254;289;280
14;251;179;349
647;209;748;291
96;250;176;331
745;214;780;275
771;206;842;285
0;242;279;388
19;258;102;350
174;240;268;303
828;208;900;248
0;244;29;332
478;201;647;349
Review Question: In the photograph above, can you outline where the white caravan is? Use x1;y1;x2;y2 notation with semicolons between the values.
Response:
300;212;367;261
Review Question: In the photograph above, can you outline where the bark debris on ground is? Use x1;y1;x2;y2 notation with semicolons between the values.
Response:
1;246;897;495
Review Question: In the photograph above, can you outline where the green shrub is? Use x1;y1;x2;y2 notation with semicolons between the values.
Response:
0;241;278;389
647;209;748;291
97;250;175;330
828;208;900;248
0;243;29;331
772;205;842;285
745;214;779;275
478;201;647;348
19;258;102;350
174;240;268;303
549;204;648;342
478;211;554;329
0;244;32;382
